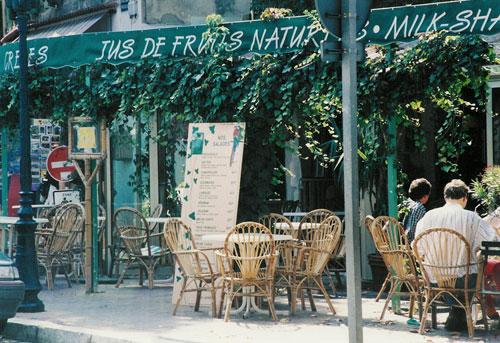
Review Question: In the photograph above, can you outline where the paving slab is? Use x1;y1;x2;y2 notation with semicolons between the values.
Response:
3;279;498;343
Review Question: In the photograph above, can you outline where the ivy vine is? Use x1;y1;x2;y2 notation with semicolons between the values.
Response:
0;13;495;219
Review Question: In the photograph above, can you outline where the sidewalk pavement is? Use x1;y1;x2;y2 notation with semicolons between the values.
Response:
2;278;498;343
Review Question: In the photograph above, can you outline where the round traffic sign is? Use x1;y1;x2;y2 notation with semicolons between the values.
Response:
46;146;76;182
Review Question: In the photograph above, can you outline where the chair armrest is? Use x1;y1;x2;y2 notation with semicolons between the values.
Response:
294;245;332;269
149;232;164;238
36;229;54;235
173;249;218;277
120;234;147;240
200;247;224;251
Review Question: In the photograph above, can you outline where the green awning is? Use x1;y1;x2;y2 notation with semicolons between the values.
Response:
0;0;498;76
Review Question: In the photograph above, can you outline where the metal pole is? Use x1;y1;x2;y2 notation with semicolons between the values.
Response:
486;84;493;166
91;160;98;291
387;116;401;314
84;159;93;293
14;4;44;312
342;0;362;342
2;127;9;253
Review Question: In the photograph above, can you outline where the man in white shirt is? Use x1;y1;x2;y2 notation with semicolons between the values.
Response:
415;179;497;331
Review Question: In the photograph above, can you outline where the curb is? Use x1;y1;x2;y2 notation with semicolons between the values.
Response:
3;321;137;343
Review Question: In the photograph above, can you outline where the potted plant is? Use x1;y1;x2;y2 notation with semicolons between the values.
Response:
471;166;500;216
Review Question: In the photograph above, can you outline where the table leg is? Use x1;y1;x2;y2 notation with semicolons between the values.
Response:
8;224;13;258
250;293;268;314
431;304;437;329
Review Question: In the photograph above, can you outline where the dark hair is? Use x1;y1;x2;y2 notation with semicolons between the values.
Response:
408;178;432;201
444;179;470;200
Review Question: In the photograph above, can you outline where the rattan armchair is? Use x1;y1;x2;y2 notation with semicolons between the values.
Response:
370;216;422;321
37;203;84;290
114;207;168;289
364;215;391;302
259;213;299;303
289;215;342;315
298;209;337;303
163;219;219;317
217;222;278;321
413;228;488;337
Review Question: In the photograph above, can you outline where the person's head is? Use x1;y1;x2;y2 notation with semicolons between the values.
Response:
443;179;470;208
408;178;432;204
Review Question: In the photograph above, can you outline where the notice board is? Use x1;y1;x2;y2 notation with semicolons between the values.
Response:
173;122;246;305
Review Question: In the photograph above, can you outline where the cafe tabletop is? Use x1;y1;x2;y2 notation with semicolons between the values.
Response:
145;217;181;224
12;204;55;209
274;222;320;231
282;211;345;218
201;233;293;243
0;216;49;225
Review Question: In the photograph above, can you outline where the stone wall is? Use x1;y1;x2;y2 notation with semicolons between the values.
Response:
144;0;251;26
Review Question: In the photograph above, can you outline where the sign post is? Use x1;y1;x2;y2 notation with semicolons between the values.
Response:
46;146;76;183
317;1;370;342
68;117;107;294
341;1;363;342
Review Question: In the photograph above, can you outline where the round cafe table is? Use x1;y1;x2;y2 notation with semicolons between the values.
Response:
201;233;294;318
201;233;293;243
0;216;49;257
274;222;320;232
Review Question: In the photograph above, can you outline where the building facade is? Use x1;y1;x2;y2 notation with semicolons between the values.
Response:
2;0;252;39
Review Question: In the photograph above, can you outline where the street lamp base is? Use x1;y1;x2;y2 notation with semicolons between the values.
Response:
17;292;45;313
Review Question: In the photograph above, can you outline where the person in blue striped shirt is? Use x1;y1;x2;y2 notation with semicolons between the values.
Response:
403;178;432;243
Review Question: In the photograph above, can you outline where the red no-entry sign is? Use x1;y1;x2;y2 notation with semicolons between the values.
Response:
46;146;76;182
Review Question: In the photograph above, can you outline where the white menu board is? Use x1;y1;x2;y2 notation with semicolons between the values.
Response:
173;122;246;306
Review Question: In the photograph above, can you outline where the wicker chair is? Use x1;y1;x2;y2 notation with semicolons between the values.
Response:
328;220;346;297
217;222;278;321
259;213;298;303
37;203;84;290
413;228;488;337
364;215;391;302
297;209;337;307
370;216;422;321
148;204;163;233
289;215;342;315
298;209;335;240
163;219;219;317
114;207;168;289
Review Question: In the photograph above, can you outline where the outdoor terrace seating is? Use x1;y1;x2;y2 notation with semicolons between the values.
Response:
163;218;220;317
37;203;84;290
413;228;489;338
114;207;169;289
217;222;278;321
289;215;342;315
369;216;422;321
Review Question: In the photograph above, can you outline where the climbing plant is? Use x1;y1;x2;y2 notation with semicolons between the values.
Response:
0;13;495;218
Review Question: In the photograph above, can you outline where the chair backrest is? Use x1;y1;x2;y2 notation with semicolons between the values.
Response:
364;215;375;237
298;208;335;241
163;219;202;276
48;203;84;255
38;204;63;229
259;213;294;237
303;216;342;274
98;204;106;241
413;228;472;289
369;216;418;281
224;222;275;279
148;203;163;231
114;207;150;256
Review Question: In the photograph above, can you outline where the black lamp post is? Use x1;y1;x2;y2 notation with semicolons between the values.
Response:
6;0;45;312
